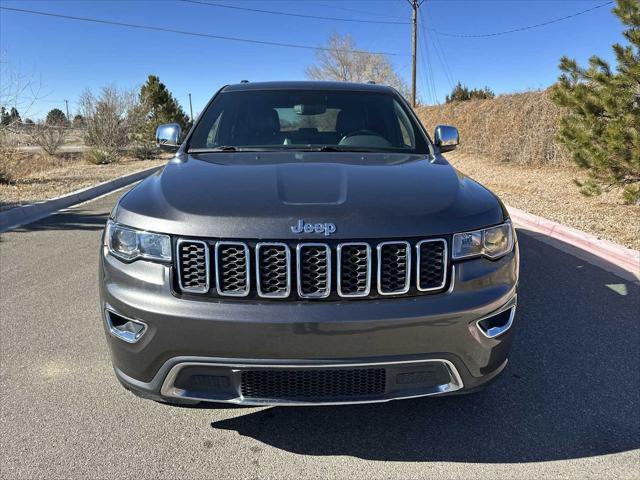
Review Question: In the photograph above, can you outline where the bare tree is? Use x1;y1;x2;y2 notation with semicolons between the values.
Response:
306;33;410;99
0;52;43;183
79;86;137;163
28;123;66;156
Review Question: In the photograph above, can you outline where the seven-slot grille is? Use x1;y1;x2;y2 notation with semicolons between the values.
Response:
175;238;448;300
240;368;386;400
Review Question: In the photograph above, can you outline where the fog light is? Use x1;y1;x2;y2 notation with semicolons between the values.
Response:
106;310;147;343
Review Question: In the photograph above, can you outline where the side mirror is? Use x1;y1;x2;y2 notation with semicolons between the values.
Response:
434;124;459;153
155;123;181;151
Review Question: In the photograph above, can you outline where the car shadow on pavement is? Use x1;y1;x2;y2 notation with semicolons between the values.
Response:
11;207;110;233
210;233;640;463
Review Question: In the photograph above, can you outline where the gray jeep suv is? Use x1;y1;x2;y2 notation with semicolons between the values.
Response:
100;81;519;406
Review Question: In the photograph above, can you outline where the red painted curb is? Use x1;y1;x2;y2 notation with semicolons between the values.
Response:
508;205;640;277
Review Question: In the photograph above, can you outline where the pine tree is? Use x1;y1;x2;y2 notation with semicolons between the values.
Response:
135;75;190;142
550;0;639;204
0;107;9;126
9;107;21;125
445;82;495;103
46;108;67;126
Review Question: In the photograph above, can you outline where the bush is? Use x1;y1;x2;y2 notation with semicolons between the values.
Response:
0;138;31;184
416;90;570;166
85;148;116;165
79;86;136;163
130;141;158;160
28;123;66;156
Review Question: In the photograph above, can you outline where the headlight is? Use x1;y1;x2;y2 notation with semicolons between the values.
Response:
452;221;514;260
106;220;171;262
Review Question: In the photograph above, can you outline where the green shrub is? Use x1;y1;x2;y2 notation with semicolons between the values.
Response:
129;140;158;160
85;149;116;165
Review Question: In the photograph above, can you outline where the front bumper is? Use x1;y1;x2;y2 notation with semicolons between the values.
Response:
100;243;519;405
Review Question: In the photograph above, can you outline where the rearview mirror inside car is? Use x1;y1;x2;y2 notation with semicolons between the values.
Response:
294;104;327;115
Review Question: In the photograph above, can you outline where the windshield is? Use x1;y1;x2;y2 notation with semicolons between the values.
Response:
188;89;430;154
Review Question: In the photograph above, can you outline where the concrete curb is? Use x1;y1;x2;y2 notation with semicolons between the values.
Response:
0;166;162;233
508;205;640;278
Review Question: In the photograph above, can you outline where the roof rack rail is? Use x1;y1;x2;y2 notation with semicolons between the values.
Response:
240;80;250;83
367;80;376;84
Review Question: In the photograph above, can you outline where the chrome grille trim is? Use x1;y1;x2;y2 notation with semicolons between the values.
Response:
176;239;210;293
337;242;372;298
215;241;250;297
176;238;449;300
416;238;448;292
296;243;332;299
377;241;411;296
255;242;291;298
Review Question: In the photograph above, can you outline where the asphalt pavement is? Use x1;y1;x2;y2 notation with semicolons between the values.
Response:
1;189;638;479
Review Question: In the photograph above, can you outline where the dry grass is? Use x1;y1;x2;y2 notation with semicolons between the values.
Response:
0;153;167;211
446;151;640;250
417;89;571;166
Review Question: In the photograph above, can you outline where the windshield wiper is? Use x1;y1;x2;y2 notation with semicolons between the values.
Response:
210;146;239;151
289;146;376;153
189;146;266;153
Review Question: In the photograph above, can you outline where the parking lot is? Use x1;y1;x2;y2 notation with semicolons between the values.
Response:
1;189;638;479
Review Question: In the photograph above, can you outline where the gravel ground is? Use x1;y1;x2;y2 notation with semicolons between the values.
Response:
447;152;640;250
0;155;167;211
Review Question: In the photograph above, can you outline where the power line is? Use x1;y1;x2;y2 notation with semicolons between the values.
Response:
432;30;454;88
420;7;453;91
180;0;410;25
311;1;409;20
0;6;406;56
418;13;437;104
432;0;614;38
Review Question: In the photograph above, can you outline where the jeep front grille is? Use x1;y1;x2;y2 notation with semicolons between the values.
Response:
175;238;448;300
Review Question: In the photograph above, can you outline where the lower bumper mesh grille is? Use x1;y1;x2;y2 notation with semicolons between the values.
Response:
240;368;386;400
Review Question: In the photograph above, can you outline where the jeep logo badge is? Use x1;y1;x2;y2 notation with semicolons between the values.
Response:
291;219;337;236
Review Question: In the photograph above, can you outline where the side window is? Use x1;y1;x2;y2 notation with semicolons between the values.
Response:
206;111;223;147
394;101;415;147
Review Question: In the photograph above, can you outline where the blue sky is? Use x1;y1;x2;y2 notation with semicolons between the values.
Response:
0;0;624;119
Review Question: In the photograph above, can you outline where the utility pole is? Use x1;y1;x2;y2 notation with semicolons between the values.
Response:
188;93;194;122
64;99;70;122
408;0;424;108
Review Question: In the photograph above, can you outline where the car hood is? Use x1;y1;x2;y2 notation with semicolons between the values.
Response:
114;152;506;239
